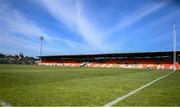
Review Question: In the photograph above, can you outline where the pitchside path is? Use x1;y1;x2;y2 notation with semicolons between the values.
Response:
103;71;175;107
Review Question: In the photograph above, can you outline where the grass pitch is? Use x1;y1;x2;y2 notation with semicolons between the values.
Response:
0;65;179;106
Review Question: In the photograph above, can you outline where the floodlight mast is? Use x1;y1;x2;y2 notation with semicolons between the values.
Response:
173;23;176;71
40;36;44;62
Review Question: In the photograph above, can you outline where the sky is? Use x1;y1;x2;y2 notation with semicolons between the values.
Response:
0;0;180;57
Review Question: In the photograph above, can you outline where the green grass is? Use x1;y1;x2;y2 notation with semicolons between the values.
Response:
116;70;180;106
0;64;179;106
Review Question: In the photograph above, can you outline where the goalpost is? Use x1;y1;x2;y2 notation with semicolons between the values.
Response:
173;23;176;71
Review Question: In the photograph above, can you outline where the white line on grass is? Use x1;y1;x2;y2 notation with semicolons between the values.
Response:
0;99;11;107
103;71;174;107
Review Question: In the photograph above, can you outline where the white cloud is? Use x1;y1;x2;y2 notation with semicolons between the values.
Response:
75;1;109;50
133;11;179;35
106;1;168;35
38;0;110;51
0;6;46;39
0;2;90;56
36;0;169;52
0;0;173;56
39;0;77;31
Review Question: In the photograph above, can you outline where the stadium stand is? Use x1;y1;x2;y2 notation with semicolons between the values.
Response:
38;51;180;70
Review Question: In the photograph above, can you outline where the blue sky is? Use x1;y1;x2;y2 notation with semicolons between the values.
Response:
0;0;180;57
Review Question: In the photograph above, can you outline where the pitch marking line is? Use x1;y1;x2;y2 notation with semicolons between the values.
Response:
103;71;175;107
0;99;11;107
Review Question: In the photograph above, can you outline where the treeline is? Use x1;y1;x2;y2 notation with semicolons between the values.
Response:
0;53;36;64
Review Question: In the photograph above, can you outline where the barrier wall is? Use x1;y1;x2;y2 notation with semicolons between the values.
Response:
38;62;180;70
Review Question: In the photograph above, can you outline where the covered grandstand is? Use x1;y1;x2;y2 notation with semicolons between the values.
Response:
38;51;180;70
